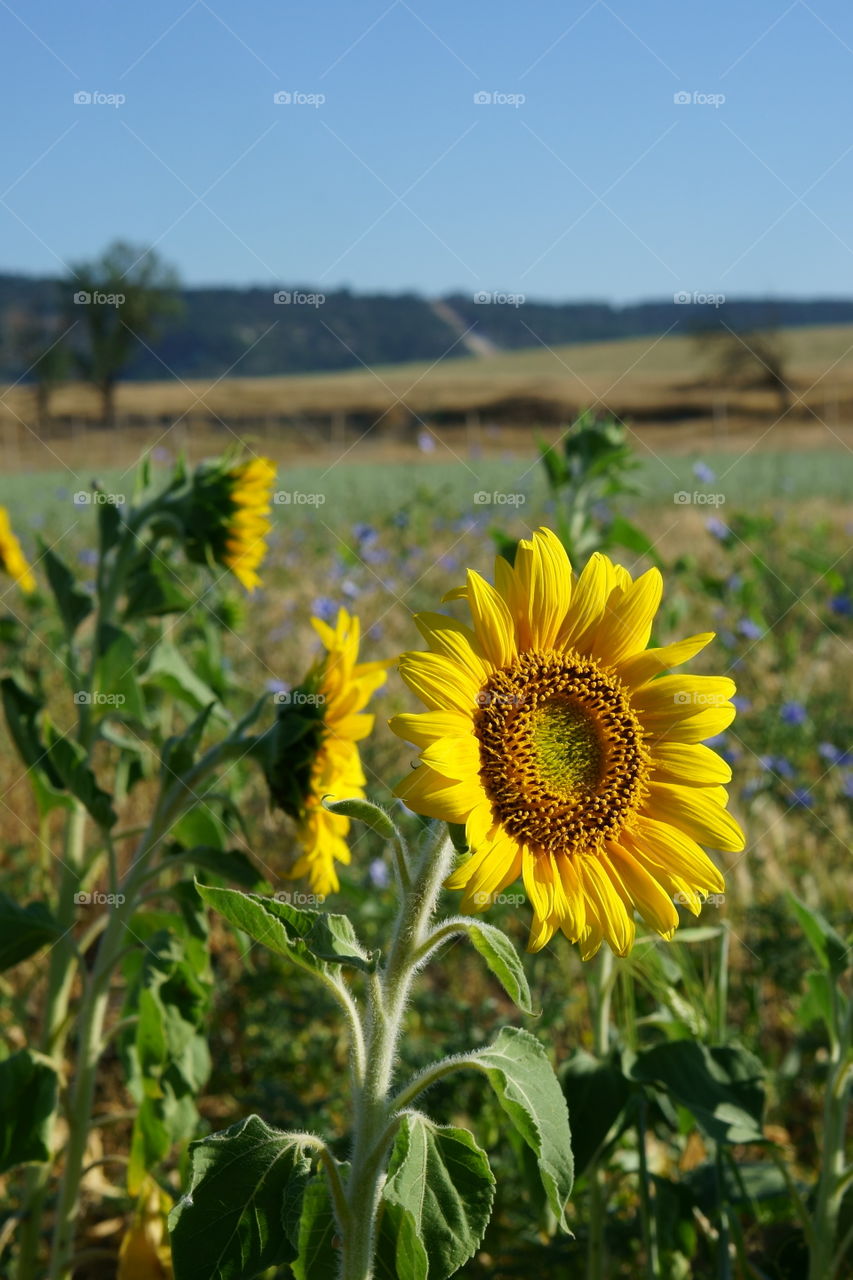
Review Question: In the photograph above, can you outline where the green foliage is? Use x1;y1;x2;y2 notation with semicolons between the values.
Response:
0;894;61;974
626;1041;766;1145
443;916;534;1016
376;1117;496;1280
168;1116;315;1279
0;1050;58;1173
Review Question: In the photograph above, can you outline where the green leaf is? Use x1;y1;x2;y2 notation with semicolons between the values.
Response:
0;1050;59;1173
797;970;837;1035
787;893;849;977
124;557;193;619
291;1172;343;1280
169;1116;312;1279
40;545;92;636
161;702;217;782
45;724;117;829
0;676;64;790
468;1026;573;1228
165;844;264;889
560;1050;631;1177
443;917;533;1015
94;624;145;720
606;515;663;566
377;1116;495;1280
324;796;396;839
0;894;61;974
143;641;226;719
195;882;376;974
627;1041;765;1145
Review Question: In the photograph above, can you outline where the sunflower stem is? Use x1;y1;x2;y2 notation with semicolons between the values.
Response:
586;946;614;1280
338;834;455;1280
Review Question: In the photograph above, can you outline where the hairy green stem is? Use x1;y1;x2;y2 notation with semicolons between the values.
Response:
338;834;455;1280
808;992;852;1280
586;946;614;1280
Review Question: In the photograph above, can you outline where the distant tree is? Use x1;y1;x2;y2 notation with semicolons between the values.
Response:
63;242;182;424
8;312;72;428
696;325;792;416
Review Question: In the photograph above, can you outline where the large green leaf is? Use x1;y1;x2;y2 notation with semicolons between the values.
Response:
165;844;264;889
0;1050;58;1173
560;1049;631;1176
169;1116;313;1279
94;623;145;720
45;724;117;829
195;882;377;974
0;675;64;790
439;916;533;1015
468;1026;573;1228
627;1041;765;1145
291;1172;343;1280
0;894;61;974
143;641;226;719
787;893;849;978
376;1117;495;1280
40;544;92;636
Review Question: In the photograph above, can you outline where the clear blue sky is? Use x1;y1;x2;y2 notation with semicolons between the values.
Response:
2;0;852;301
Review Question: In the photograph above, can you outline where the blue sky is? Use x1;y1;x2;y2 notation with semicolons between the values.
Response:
2;0;852;301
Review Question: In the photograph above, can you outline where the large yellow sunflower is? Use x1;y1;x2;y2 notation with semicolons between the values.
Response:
390;529;744;959
270;608;388;897
0;506;36;594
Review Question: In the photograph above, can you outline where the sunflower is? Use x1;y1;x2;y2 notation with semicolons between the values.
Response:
390;528;744;959
0;506;36;594
265;608;388;897
185;456;275;592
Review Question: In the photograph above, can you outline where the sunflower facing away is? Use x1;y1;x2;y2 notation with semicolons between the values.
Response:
390;528;744;958
0;506;36;594
265;608;388;897
185;456;276;592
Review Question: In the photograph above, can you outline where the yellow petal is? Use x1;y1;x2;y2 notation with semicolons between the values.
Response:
465;569;516;667
651;742;732;786
414;612;490;681
591;567;663;665
581;857;635;957
607;843;679;938
513;528;572;650
627;816;726;894
615;632;715;687
394;764;479;823
389;710;470;748
632;675;737;717
398;651;480;715
557;552;611;651
646;783;745;853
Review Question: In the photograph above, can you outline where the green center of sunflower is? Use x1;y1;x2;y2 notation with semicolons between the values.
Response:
474;649;649;856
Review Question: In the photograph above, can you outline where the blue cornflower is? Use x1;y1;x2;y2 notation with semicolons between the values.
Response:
780;701;807;726
693;461;716;484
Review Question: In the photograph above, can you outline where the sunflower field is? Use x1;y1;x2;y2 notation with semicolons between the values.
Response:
0;422;850;1280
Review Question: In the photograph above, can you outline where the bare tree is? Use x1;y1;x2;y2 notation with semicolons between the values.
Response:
695;325;792;416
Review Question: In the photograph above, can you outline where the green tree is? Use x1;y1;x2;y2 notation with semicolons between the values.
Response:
64;241;182;425
10;314;72;428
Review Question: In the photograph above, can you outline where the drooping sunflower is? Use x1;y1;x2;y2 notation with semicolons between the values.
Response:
185;456;276;592
390;528;744;958
0;506;36;594
263;608;388;896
